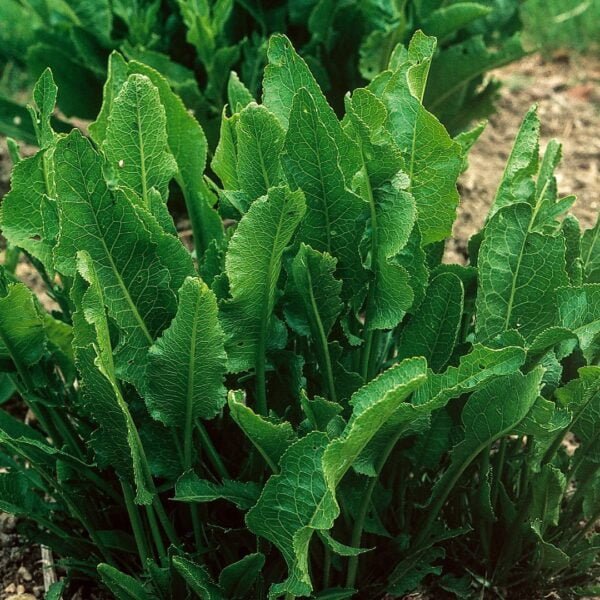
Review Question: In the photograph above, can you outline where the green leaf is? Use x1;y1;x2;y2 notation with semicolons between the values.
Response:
236;102;285;200
421;4;492;42
54;130;193;388
284;87;365;295
145;277;227;426
476;202;569;343
45;581;67;600
488;105;539;220
582;214;600;282
380;33;463;244
413;343;526;406
228;390;297;472
557;285;600;363
127;60;224;256
319;531;372;557
174;471;260;510
219;552;265;598
397;272;464;372
530;464;565;529
285;244;342;401
172;555;224;600
362;179;416;330
0;283;46;379
247;358;427;597
98;563;153;600
227;71;254;111
72;251;154;504
0;148;58;272
221;185;306;373
29;68;58;149
89;52;129;146
418;369;543;543
103;73;177;205
246;432;334;598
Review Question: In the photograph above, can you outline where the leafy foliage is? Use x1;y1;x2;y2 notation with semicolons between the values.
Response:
0;33;599;600
0;0;526;146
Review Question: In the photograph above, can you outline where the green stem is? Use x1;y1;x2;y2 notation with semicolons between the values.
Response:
196;420;230;479
256;348;267;416
346;476;377;588
146;504;167;560
323;543;332;589
345;424;408;588
304;264;338;403
152;497;181;548
122;481;151;566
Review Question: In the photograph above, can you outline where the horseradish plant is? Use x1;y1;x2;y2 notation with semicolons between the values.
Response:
0;0;526;144
0;32;599;599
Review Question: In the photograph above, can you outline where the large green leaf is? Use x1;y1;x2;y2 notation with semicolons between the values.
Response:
72;251;154;504
53;130;193;387
221;185;305;373
247;358;427;598
284;87;365;295
379;33;463;245
476;202;569;342
145;277;227;426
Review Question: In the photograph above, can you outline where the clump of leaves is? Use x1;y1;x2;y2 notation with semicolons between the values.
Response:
0;0;525;145
0;32;599;600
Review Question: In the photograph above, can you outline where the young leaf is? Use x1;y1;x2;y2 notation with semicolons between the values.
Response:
103;73;177;205
145;277;227;425
236;102;285;200
174;471;260;510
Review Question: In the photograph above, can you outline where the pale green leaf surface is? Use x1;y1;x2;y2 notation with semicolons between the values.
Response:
582;214;600;283
103;74;177;204
145;277;227;426
237;103;285;200
476;202;568;343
